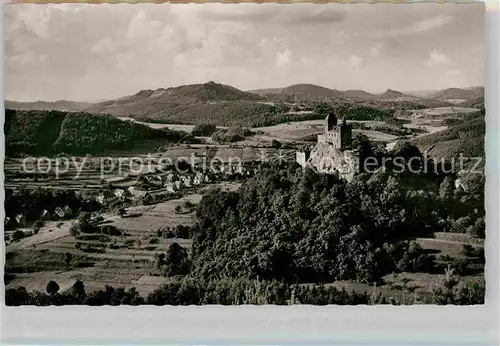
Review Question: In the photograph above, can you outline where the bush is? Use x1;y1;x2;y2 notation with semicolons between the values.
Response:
271;139;282;149
452;216;472;233
46;280;60;295
12;230;27;242
450;258;469;276
81;245;106;254
100;225;122;236
77;234;111;242
173;225;191;238
33;220;45;233
212;126;254;143
192;123;217;136
467;217;485;239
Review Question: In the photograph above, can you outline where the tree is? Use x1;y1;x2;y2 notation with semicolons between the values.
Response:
183;201;194;210
192;123;217;136
271;140;282;149
174;205;182;214
117;207;126;217
70;280;86;303
46;280;60;295
165;243;190;276
78;212;91;233
12;230;26;242
64;252;73;266
392;141;423;171
439;176;455;201
33;220;45;234
69;223;80;237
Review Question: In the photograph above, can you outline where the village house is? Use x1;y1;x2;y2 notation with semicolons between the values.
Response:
181;176;193;188
40;209;52;221
128;186;149;199
54;207;66;219
114;189;125;198
96;194;105;205
165;182;177;193
166;173;176;182
90;211;103;223
194;173;205;185
63;205;73;217
15;213;27;227
145;175;163;187
174;180;183;190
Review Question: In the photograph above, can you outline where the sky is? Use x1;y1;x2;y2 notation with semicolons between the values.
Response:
4;3;484;102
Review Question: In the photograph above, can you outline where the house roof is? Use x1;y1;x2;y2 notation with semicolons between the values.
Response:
130;189;148;197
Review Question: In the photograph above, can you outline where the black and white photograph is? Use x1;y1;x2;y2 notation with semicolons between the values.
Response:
3;2;487;306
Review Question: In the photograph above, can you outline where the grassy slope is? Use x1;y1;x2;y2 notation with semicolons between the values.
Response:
412;108;485;160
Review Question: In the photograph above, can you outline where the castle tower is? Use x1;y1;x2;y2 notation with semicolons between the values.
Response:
338;120;352;150
325;112;337;132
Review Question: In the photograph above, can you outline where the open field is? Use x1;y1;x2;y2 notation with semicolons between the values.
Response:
3;144;278;192
5;183;242;295
115;115;407;147
251;119;400;144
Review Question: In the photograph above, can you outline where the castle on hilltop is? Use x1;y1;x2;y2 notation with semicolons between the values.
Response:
296;112;360;181
318;112;352;149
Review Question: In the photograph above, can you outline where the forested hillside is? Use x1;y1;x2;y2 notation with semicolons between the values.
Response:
5;109;195;156
413;106;485;160
189;161;484;284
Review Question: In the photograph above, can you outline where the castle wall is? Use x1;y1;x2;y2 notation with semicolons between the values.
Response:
296;152;309;167
306;143;360;181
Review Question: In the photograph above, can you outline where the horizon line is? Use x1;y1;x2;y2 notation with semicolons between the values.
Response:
4;82;485;104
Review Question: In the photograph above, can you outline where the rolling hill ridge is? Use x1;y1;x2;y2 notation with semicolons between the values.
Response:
5;82;483;127
4;109;194;156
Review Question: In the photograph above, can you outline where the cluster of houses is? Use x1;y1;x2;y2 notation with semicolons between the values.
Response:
5;205;74;228
93;166;257;205
143;171;212;193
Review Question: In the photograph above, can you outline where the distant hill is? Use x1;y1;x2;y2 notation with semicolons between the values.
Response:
378;89;416;100
405;86;484;101
78;81;281;126
342;90;376;100
428;87;484;100
4;100;91;112
6;82;479;129
87;81;264;116
4;109;194;156
250;84;345;102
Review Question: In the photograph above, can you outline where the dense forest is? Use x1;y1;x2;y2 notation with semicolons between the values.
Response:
4;188;101;228
188;159;484;284
4;109;197;156
133;101;393;127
